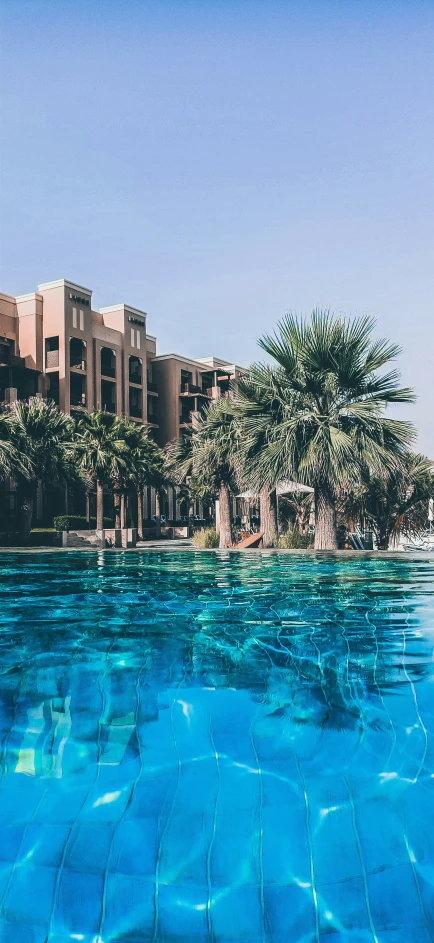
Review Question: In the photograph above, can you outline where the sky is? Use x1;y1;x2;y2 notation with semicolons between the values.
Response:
0;0;433;453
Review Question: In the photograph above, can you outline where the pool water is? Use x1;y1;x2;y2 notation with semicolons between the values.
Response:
0;551;433;943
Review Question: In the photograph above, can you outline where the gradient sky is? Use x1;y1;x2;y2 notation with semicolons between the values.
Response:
1;0;433;453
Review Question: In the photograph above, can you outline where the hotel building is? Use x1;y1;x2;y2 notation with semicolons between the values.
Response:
0;278;244;523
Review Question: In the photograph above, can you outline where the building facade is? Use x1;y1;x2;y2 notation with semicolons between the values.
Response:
0;278;244;525
0;279;158;431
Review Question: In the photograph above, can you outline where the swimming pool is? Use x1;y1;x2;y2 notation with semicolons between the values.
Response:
0;550;433;943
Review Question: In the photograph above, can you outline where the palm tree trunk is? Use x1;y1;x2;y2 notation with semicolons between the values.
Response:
155;489;161;538
314;490;337;550
19;492;34;543
137;488;143;540
96;480;104;531
218;482;232;548
114;492;121;530
377;529;389;550
260;486;278;547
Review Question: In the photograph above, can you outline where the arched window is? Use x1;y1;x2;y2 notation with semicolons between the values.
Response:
69;337;87;370
100;347;116;379
129;355;142;385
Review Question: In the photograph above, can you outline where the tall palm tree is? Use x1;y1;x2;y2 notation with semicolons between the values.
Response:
234;364;282;547
6;397;78;541
339;453;434;549
242;311;415;550
74;411;129;531
118;420;166;539
165;399;239;548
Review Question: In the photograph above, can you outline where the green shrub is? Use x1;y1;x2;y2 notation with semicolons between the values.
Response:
53;515;115;531
31;528;56;533
192;527;220;549
53;515;71;532
277;529;311;549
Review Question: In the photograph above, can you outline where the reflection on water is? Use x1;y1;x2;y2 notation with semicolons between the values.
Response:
0;550;433;942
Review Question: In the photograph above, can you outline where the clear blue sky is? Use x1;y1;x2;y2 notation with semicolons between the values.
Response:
1;0;433;453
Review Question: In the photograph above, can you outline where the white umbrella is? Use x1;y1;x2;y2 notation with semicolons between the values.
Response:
238;480;314;499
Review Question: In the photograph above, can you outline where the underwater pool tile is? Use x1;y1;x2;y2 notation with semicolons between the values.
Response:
312;802;361;887
109;815;159;876
3;861;57;929
19;823;70;868
0;919;47;943
53;868;104;934
210;806;261;888
210;884;265;941
0;824;25;863
375;929;433;943
262;797;312;886
367;862;426;931
101;872;155;941
157;883;209;941
318;876;369;933
63;822;115;874
263;883;317;942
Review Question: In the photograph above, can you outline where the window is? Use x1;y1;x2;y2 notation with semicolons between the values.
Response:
136;330;141;349
129;355;142;385
180;369;193;393
72;308;77;328
69;337;87;370
101;379;116;413
100;347;116;378
147;397;157;422
79;309;84;331
70;372;86;407
129;386;142;418
47;371;60;406
130;328;135;347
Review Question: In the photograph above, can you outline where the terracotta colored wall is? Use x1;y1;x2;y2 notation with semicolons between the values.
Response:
16;294;43;371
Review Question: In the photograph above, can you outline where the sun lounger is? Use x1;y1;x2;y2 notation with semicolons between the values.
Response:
233;531;264;549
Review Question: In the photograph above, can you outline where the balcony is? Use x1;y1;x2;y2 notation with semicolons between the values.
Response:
46;349;59;369
0;345;24;368
129;385;142;419
70;372;86;408
180;382;211;397
180;410;192;425
101;379;116;413
147;381;158;393
70;392;86;408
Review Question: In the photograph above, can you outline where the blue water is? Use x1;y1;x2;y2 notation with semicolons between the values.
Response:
0;551;433;943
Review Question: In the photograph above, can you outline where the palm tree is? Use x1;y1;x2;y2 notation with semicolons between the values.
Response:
0;410;23;479
242;311;415;550
234;364;282;547
74;411;129;531
118;420;166;539
165;399;239;548
164;429;201;523
339;453;434;549
5;397;78;541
